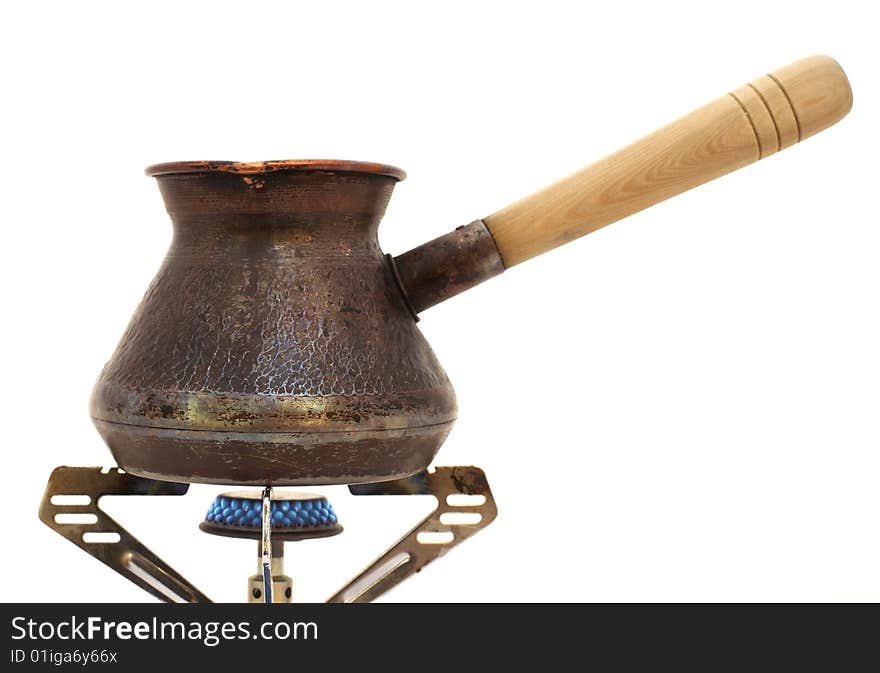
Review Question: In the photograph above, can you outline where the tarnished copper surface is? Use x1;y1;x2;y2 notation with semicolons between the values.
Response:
392;219;506;313
146;159;406;180
93;421;454;485
91;163;456;485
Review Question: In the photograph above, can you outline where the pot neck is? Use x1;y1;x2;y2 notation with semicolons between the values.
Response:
154;170;398;239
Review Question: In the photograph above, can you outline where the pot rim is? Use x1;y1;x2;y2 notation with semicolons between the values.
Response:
145;159;406;180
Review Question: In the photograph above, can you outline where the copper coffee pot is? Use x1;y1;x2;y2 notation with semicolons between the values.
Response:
89;55;852;487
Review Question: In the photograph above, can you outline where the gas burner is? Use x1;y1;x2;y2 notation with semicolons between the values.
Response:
40;465;496;603
200;489;342;603
200;491;341;540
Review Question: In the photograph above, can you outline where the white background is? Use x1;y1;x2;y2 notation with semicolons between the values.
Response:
1;0;878;602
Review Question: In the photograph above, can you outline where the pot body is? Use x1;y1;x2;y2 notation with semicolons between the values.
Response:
90;164;456;485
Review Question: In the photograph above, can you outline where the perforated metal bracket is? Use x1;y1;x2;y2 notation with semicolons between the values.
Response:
40;465;494;604
39;466;211;603
327;466;497;603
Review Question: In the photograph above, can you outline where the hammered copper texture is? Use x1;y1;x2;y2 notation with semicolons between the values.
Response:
91;167;457;485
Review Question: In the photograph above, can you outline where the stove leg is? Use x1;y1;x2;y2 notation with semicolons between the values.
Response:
327;466;497;603
39;466;211;603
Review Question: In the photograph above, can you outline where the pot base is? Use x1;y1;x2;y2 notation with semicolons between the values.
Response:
94;419;454;485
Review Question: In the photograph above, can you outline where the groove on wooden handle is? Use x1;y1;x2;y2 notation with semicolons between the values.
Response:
484;55;852;267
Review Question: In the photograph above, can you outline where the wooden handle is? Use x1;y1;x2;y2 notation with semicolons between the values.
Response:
484;55;852;267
